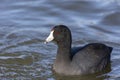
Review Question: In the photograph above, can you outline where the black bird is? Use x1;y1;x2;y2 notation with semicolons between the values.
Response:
45;25;113;75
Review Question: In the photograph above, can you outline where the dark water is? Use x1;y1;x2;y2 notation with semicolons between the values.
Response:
0;0;120;80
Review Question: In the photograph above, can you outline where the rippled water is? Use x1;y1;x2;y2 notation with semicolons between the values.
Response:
0;0;120;80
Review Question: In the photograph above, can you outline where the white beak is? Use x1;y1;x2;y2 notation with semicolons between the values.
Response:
44;30;54;44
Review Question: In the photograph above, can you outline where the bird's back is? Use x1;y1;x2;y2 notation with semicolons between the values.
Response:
71;43;112;74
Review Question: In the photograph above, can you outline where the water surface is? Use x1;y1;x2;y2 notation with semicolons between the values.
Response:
0;0;120;80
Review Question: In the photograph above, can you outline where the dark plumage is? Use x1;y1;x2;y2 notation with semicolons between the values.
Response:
45;25;113;75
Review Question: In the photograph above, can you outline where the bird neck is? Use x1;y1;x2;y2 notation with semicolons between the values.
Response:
56;40;72;64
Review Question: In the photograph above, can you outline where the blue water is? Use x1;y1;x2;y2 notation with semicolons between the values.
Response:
0;0;120;80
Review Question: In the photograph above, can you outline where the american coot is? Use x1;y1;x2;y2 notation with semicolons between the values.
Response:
45;25;113;75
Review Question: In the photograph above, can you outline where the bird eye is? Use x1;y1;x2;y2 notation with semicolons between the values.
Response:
55;31;60;35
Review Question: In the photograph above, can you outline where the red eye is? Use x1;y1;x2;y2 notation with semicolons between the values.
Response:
55;31;60;35
51;27;60;35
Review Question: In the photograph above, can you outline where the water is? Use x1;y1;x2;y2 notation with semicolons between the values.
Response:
0;0;120;80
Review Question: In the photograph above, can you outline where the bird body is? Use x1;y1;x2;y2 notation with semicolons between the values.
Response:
45;25;113;75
